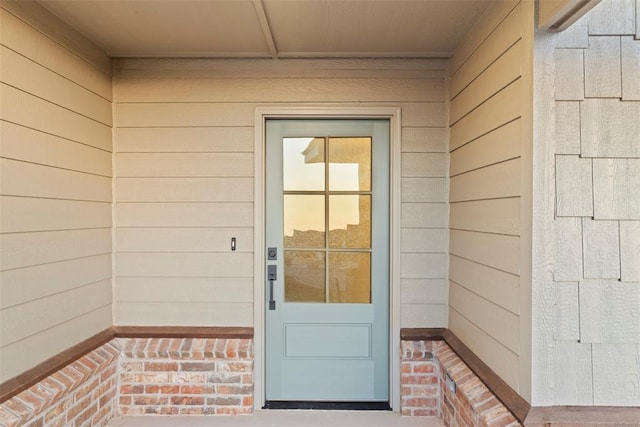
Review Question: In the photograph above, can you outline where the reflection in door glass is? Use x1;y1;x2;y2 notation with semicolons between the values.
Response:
329;195;371;249
328;252;371;303
283;137;325;191
284;195;325;248
284;251;325;302
329;137;371;191
282;135;373;304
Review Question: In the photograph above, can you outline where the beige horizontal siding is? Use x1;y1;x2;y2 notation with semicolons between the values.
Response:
448;0;532;397
0;6;112;381
114;57;449;328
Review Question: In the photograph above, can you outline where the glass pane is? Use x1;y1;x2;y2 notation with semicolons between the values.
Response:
285;251;325;302
328;252;371;303
284;195;325;248
329;195;371;249
283;137;325;191
329;137;371;191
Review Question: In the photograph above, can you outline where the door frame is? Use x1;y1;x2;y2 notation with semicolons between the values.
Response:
253;107;402;411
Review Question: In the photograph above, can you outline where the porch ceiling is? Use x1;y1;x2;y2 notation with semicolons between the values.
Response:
35;0;491;59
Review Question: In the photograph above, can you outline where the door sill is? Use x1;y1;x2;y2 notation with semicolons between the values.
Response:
263;401;391;411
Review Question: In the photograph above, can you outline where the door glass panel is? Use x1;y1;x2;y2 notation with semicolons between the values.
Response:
329;195;371;249
285;251;325;302
283;137;325;191
328;252;371;303
284;195;325;248
329;137;371;191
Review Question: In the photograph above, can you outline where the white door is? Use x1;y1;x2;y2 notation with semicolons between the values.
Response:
265;119;390;408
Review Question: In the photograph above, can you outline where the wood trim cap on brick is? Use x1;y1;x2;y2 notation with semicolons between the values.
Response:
401;328;531;423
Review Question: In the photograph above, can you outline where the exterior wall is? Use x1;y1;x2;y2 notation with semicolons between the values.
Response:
447;0;534;399
0;341;119;427
0;5;113;381
112;58;449;328
118;338;253;415
533;0;640;406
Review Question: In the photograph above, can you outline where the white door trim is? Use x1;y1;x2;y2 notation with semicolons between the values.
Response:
253;106;402;411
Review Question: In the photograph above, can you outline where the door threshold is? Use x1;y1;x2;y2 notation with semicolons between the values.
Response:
263;401;391;411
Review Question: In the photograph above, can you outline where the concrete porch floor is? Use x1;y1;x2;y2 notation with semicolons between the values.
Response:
108;411;445;426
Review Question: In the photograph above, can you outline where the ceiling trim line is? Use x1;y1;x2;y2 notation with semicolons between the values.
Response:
108;52;274;59
277;51;453;59
252;0;278;59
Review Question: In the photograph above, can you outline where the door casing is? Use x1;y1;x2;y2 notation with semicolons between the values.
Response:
253;107;402;411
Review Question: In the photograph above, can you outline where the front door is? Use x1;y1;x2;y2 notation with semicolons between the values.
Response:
265;119;389;407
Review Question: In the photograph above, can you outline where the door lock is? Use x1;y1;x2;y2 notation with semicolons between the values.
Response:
267;247;277;260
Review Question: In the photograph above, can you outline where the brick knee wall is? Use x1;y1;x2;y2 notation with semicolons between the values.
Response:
117;338;254;415
400;340;440;416
0;342;119;427
401;340;520;426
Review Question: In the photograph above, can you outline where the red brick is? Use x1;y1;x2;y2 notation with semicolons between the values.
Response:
133;338;148;357
204;339;217;357
159;407;179;415
214;339;227;358
133;396;168;406
413;363;436;374
402;374;438;385
242;395;254;407
179;407;205;415
412;408;439;417
24;416;44;427
208;372;242;383
401;385;412;397
145;362;178;371
411;385;439;397
73;377;99;403
238;339;252;358
145;385;180;394
120;384;144;395
168;339;183;358
181;362;216;372
215;407;252;415
206;396;241;406
120;407;145;416
65;396;91;422
404;397;438;408
146;339;161;358
216;384;253;395
180;385;206;394
100;365;117;382
0;407;21;427
121;362;143;372
170;396;205;406
72;403;97;426
16;391;46;413
4;398;33;421
157;339;171;358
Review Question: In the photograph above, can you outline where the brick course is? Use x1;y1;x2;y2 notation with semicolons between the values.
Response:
0;342;119;427
117;338;253;416
1;336;523;426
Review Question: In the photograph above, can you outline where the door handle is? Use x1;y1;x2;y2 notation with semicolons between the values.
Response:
268;265;277;310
